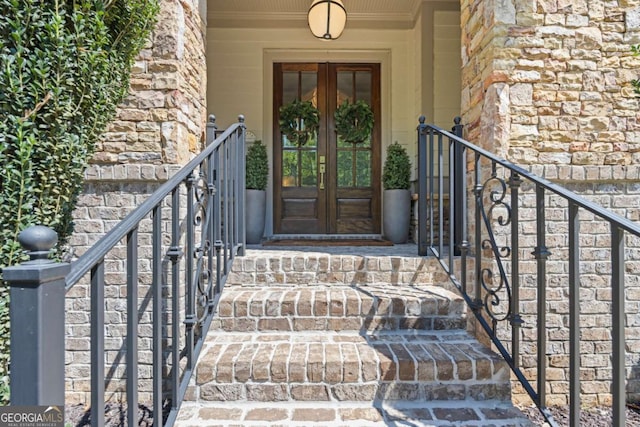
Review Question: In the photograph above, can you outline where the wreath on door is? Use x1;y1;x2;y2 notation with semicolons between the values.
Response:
334;99;374;144
278;100;320;146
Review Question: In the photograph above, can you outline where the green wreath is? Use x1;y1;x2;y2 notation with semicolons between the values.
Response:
278;100;320;146
334;99;374;144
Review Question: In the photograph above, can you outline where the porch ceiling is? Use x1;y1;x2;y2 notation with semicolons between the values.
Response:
207;0;440;30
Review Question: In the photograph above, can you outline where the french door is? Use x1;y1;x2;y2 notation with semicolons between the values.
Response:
273;62;381;235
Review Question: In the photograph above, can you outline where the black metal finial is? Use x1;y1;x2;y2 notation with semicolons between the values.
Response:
419;115;426;124
208;114;216;124
454;116;462;125
238;114;245;123
18;226;57;262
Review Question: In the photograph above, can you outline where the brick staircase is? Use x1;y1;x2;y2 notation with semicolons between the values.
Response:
175;248;533;426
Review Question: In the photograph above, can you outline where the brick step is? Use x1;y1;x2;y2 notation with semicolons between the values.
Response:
213;285;467;332
188;330;511;404
176;400;533;426
227;252;453;287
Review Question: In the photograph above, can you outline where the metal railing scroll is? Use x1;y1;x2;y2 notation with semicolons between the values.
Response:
417;115;640;427
4;114;246;427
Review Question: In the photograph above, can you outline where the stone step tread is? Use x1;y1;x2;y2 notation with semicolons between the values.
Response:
192;331;510;401
213;284;466;332
175;401;534;426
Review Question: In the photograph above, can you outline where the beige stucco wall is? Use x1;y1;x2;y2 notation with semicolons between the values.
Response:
434;10;463;127
206;27;417;141
206;26;420;236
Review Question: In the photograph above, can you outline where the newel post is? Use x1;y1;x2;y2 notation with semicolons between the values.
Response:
452;116;464;256
2;226;69;406
417;116;428;256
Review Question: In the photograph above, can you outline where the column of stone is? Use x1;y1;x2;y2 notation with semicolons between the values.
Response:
66;0;207;405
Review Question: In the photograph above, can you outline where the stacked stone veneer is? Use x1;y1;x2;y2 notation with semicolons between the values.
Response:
72;0;206;251
460;0;640;408
461;0;640;165
66;0;207;404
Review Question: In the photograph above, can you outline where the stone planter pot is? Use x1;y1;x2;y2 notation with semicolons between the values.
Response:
383;189;410;244
246;189;266;244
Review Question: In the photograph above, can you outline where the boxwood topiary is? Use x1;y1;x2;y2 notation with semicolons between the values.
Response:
246;140;269;191
383;142;411;190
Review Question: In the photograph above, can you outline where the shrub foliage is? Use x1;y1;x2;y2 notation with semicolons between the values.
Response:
0;0;159;402
245;140;269;191
382;142;411;190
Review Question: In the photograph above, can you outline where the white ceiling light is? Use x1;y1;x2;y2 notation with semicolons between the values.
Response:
307;0;347;40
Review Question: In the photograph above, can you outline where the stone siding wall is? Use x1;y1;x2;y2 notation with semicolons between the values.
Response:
461;0;640;165
66;0;207;404
461;0;640;407
94;0;206;168
457;162;640;406
499;176;640;406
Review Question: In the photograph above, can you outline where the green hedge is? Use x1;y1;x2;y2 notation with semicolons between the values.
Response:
0;0;159;403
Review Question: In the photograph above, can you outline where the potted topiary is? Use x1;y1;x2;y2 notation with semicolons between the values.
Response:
382;142;412;243
245;140;269;244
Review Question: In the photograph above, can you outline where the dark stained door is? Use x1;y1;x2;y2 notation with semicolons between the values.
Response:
274;63;381;235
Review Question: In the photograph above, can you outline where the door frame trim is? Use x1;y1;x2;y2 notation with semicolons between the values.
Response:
263;49;392;237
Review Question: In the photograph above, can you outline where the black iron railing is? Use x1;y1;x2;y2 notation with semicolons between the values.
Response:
417;115;640;427
4;115;246;427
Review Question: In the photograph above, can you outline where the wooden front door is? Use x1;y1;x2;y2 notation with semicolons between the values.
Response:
274;63;381;235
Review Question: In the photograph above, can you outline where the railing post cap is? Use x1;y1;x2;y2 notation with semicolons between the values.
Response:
238;114;245;123
208;114;216;125
454;116;462;125
419;115;426;124
18;225;58;262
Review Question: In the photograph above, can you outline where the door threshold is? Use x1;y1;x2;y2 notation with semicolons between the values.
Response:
268;234;384;241
262;235;394;247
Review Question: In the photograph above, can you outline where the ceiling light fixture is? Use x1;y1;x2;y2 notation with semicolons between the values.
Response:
307;0;347;40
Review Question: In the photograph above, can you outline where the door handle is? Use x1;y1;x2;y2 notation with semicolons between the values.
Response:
319;164;326;190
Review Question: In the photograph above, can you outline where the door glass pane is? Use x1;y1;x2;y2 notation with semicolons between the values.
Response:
337;71;353;104
282;150;298;187
283;135;296;148
300;150;317;187
301;72;318;107
281;69;319;187
355;72;372;104
337;134;350;148
283;72;298;103
356;133;372;148
303;132;317;148
282;119;318;148
337;70;373;148
337;151;353;187
356;151;371;187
